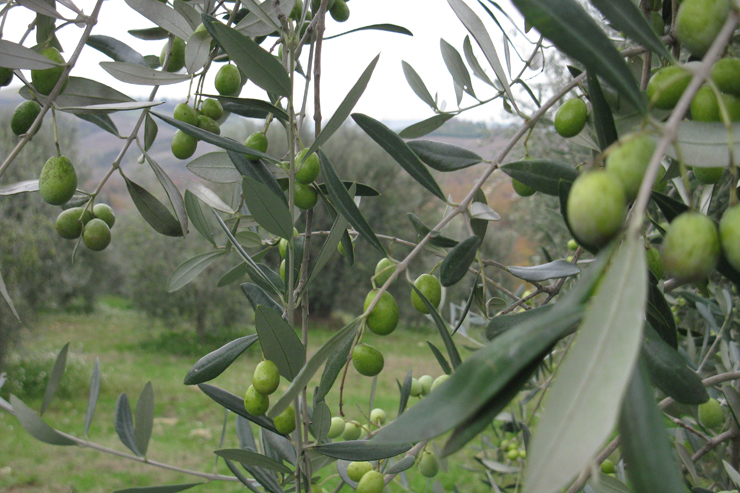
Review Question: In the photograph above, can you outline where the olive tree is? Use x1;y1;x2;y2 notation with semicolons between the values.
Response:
4;0;740;492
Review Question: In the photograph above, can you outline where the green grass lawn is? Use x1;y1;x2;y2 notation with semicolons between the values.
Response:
0;302;506;493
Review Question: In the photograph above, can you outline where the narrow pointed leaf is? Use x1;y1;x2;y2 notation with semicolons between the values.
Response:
325;23;413;40
40;342;69;416
146;155;188;235
10;395;76;445
269;319;360;418
426;341;452;375
303;55;380;159
100;62;190;85
500;160;578;195
0;180;39;196
313;441;412;461
186;152;241;183
399;113;455;139
173;0;201;29
448;0;515;106
76;113;119;136
255;306;305;381
587;72;618;150
185;335;258;385
463;35;494;86
411;284;462;369
506;260;580;282
84;358;101;436
318;150;385;255
307;210;350;287
87;35;148;66
441;38;475;98
371;303;584;445
134;382;154;456
398;370;413;415
145;113;158;151
0;39;62;69
352;113;445;201
590;0;671;59
524;237;647;493
184;190;215;245
185;30;212;74
387;456;416;474
241;177;293;240
486;305;556;340
407;213;459;248
230;151;287;205
510;0;646;114
234;0;288;35
310;401;332;441
618;363;688;493
167;251;224;292
642;325;708;405
202;15;290;97
114;483;203;493
125;0;193;40
216;96;289;123
315;326;355;404
21;77;135;107
125;177;184;237
198;384;280;433
186;180;235;214
407;140;482;172
215;449;292;474
440;235;481;286
115;393;141;456
451;277;477;336
129;27;169;40
402;61;436;108
724;385;740;428
647;281;678;348
241;283;282;315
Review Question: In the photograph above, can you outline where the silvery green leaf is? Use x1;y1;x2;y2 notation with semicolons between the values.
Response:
469;202;500;221
186;180;236;214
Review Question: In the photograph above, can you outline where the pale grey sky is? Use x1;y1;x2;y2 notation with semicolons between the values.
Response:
5;0;543;123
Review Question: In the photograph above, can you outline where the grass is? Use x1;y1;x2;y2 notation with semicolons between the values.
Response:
0;302;505;493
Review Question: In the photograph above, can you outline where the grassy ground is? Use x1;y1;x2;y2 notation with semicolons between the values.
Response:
0;300;504;493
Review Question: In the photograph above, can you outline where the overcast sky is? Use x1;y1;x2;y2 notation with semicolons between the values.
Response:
5;0;543;124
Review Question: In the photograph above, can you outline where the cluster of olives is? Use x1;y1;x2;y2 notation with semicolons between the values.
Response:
243;359;296;435
351;259;443;378
170;97;225;160
499;438;527;462
55;203;115;252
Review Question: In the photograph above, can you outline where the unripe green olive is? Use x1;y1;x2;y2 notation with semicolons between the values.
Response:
253;360;280;395
430;374;449;391
554;98;588;138
39;155;77;205
244;131;268;160
662;212;720;281
364;290;399;335
356;470;384;493
711;58;740;97
647;66;691;110
512;178;536;197
605;133;656;201
327;417;345;438
410;274;442;314
295;148;320;184
347;461;373;482
676;0;729;58
55;207;93;239
374;258;397;286
352;344;384;377
342;421;362;440
82;218;111;251
215;63;241;96
409;377;422;397
171;130;197;160
698;397;724;429
720;204;740;272
93;203;116;228
691;85;720;122
174;102;198;125
566;171;627;248
243;385;269;416
600;459;616;474
293;183;318;210
11;100;41;136
160;37;186;72
273;405;296;434
370;408;387;425
418;375;434;396
201;98;224;120
31;47;67;95
693;166;724;184
418;451;439;477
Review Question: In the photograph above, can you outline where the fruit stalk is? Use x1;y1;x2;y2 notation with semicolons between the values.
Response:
0;0;105;179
